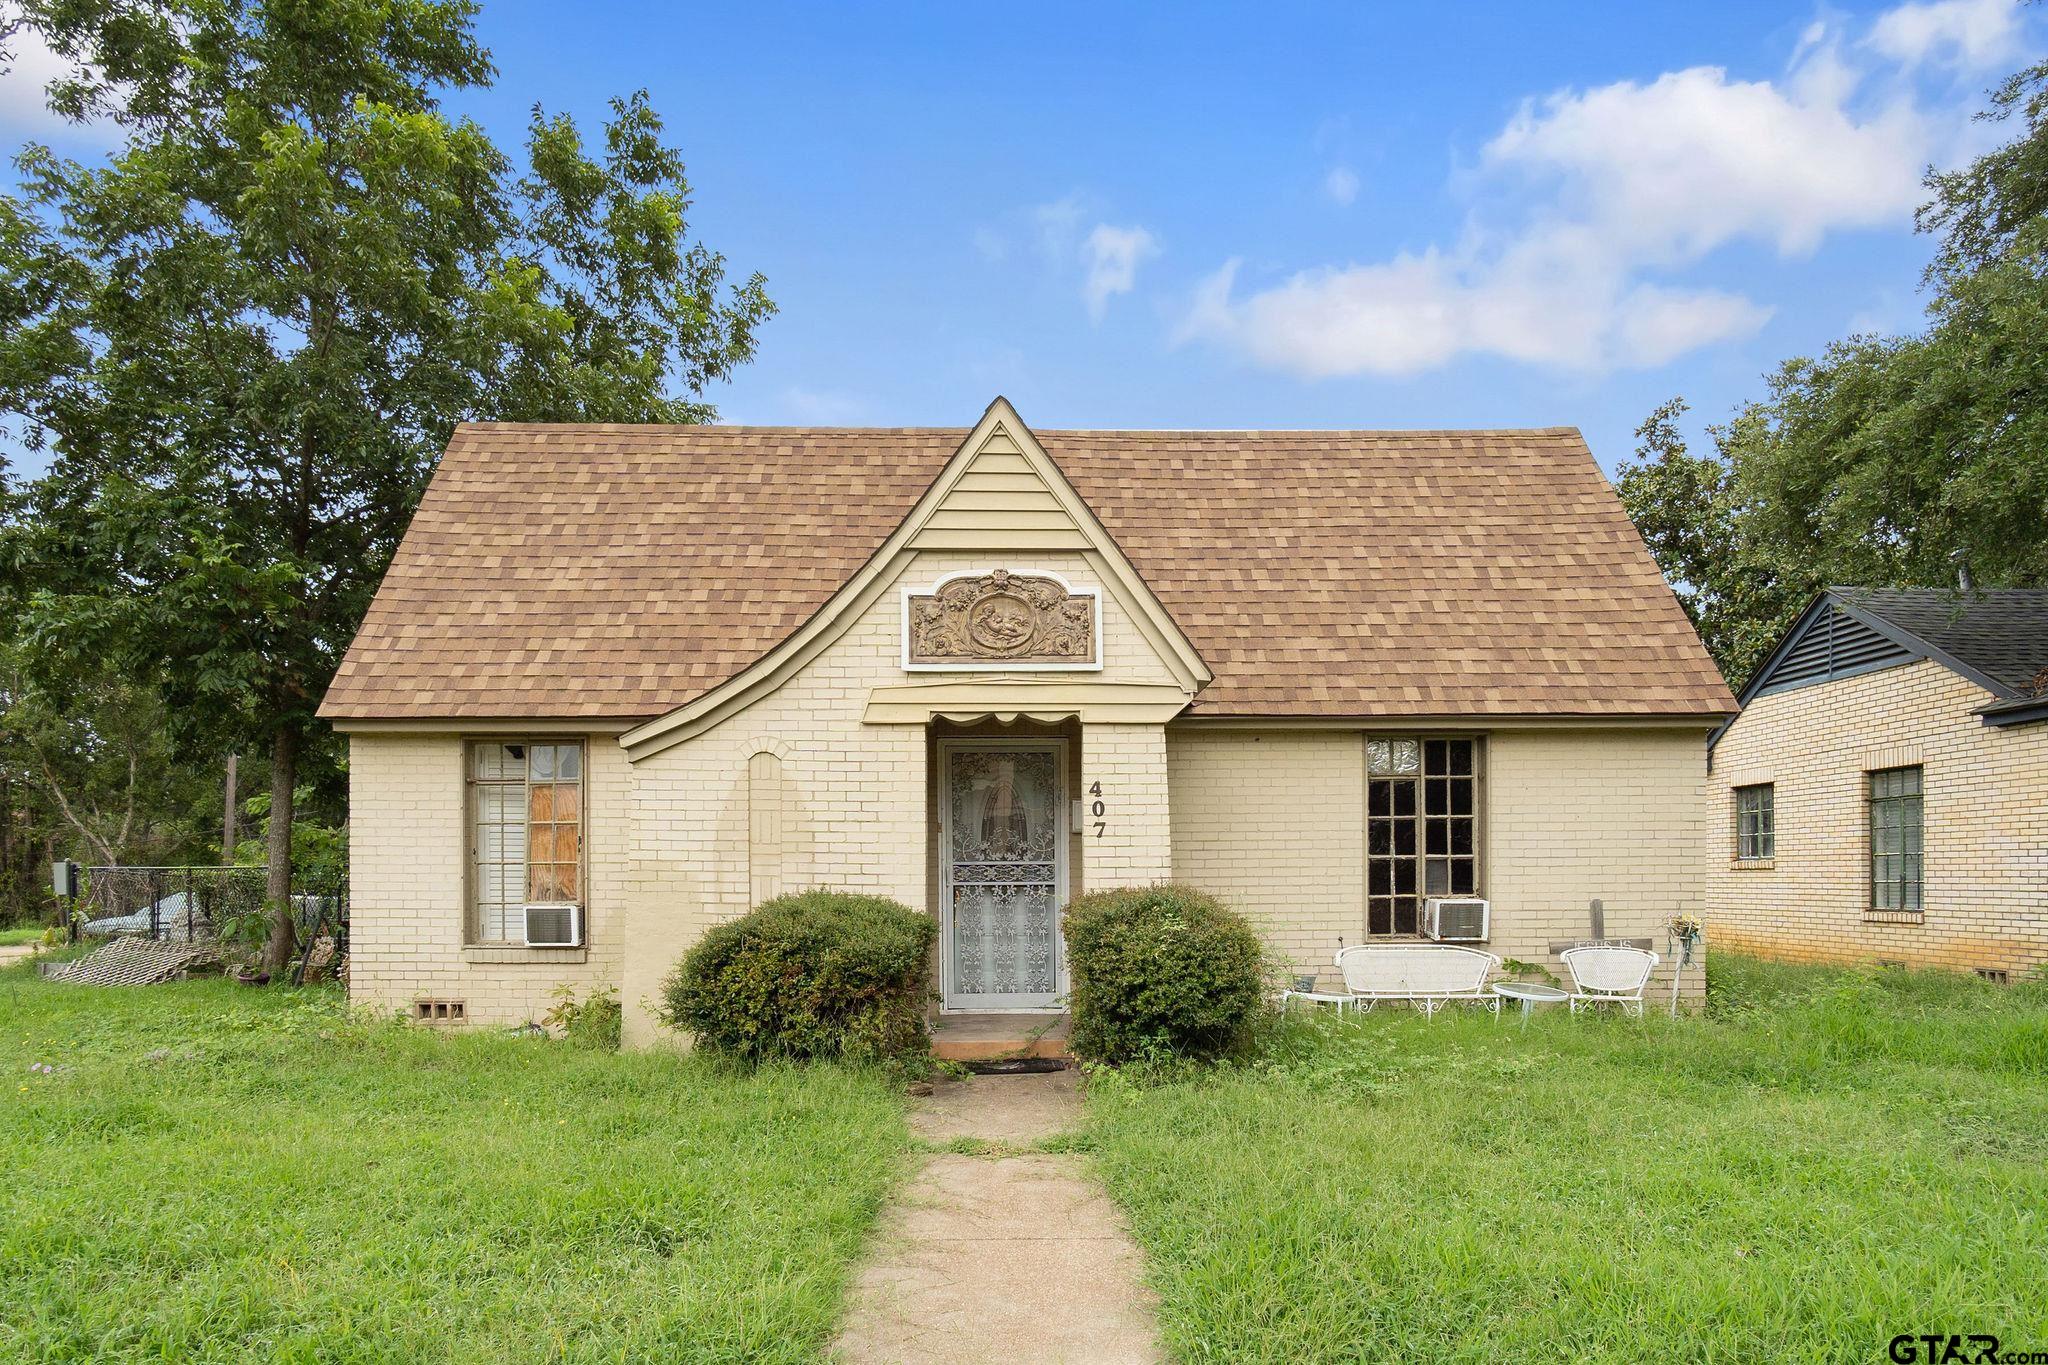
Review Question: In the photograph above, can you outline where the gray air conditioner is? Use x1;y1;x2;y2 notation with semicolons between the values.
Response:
522;903;582;948
1422;897;1489;943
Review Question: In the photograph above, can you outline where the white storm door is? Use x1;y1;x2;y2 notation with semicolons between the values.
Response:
940;741;1067;1011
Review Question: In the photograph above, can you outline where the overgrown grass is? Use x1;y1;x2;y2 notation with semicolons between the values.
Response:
1086;955;2048;1363
0;969;908;1363
0;926;49;946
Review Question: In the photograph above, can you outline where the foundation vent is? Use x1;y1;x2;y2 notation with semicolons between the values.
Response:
415;999;467;1023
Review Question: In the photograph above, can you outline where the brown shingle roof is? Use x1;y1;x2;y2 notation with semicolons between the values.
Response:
318;421;1735;723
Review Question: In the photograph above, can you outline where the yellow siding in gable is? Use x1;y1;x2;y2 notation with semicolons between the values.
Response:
908;428;1081;549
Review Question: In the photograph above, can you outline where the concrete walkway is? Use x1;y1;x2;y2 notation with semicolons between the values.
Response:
833;1070;1162;1364
0;944;41;969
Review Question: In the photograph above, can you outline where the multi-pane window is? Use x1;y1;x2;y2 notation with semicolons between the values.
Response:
1735;783;1774;860
1367;737;1480;936
1868;766;1923;912
469;741;584;942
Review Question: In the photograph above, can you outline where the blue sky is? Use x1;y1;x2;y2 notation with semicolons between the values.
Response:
2;0;2038;476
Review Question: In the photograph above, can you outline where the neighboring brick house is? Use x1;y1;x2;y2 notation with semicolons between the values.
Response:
319;397;1734;1045
1708;588;2048;979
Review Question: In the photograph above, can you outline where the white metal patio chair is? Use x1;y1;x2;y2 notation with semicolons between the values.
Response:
1560;946;1660;1017
1335;943;1502;1018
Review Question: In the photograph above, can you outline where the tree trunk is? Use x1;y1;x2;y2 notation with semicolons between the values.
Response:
262;726;297;976
221;753;239;865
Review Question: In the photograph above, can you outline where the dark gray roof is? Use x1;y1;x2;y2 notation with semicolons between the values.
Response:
1714;584;2048;750
1836;587;2048;699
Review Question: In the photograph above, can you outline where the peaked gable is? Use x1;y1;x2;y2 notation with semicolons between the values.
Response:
910;421;1091;552
1735;586;2048;716
616;399;1210;758
320;408;1736;729
1740;596;1917;703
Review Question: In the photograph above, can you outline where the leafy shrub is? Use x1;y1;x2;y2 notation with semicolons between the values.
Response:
661;890;936;1063
543;984;622;1051
1063;883;1265;1064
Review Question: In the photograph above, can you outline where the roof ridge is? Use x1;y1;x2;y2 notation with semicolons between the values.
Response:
322;418;1735;724
453;421;1588;438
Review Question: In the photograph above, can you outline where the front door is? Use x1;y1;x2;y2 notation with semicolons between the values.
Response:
940;740;1067;1011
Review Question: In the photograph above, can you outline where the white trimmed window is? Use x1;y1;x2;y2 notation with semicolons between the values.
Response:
468;740;584;942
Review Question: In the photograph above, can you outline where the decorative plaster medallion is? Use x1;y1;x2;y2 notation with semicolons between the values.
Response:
906;570;1097;668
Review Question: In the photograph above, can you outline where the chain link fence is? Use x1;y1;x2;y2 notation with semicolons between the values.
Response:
85;865;341;940
82;866;267;942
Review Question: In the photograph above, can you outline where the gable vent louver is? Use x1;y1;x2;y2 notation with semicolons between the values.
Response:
1757;601;1913;697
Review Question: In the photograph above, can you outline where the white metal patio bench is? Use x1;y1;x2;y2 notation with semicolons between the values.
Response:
1334;943;1503;1018
1561;945;1660;1016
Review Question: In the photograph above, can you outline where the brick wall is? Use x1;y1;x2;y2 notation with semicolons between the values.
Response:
347;732;626;1027
1167;730;1363;965
1085;723;1173;886
348;550;1724;1035
1169;726;1711;1004
1708;659;2048;975
1486;729;1709;1004
618;550;1182;1046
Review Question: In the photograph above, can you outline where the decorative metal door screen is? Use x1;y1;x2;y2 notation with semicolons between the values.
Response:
941;742;1066;1010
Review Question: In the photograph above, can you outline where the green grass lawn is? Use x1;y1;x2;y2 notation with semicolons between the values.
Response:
0;969;908;1364
1086;955;2048;1363
10;954;2045;1364
0;925;49;946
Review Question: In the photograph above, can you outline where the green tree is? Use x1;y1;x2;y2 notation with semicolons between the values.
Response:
0;651;213;871
1620;56;2048;690
0;0;771;971
1615;400;1814;688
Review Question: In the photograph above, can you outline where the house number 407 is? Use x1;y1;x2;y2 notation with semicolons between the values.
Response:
1089;781;1106;838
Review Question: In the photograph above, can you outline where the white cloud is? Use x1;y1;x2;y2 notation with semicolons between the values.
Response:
0;19;80;131
1080;223;1157;320
1869;0;2022;70
1480;63;1929;259
993;196;1160;317
1182;247;1771;379
1184;2;1980;379
1614;284;1777;368
1323;166;1360;206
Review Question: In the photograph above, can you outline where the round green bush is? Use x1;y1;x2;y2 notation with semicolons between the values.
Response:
660;890;936;1063
1063;883;1265;1064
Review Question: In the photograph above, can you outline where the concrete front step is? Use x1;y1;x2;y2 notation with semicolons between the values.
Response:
929;1011;1072;1063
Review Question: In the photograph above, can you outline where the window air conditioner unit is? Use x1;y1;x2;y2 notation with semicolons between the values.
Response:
1422;897;1489;943
523;903;582;947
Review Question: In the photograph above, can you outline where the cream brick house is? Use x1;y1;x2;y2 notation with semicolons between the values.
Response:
319;398;1734;1045
1707;588;2048;979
